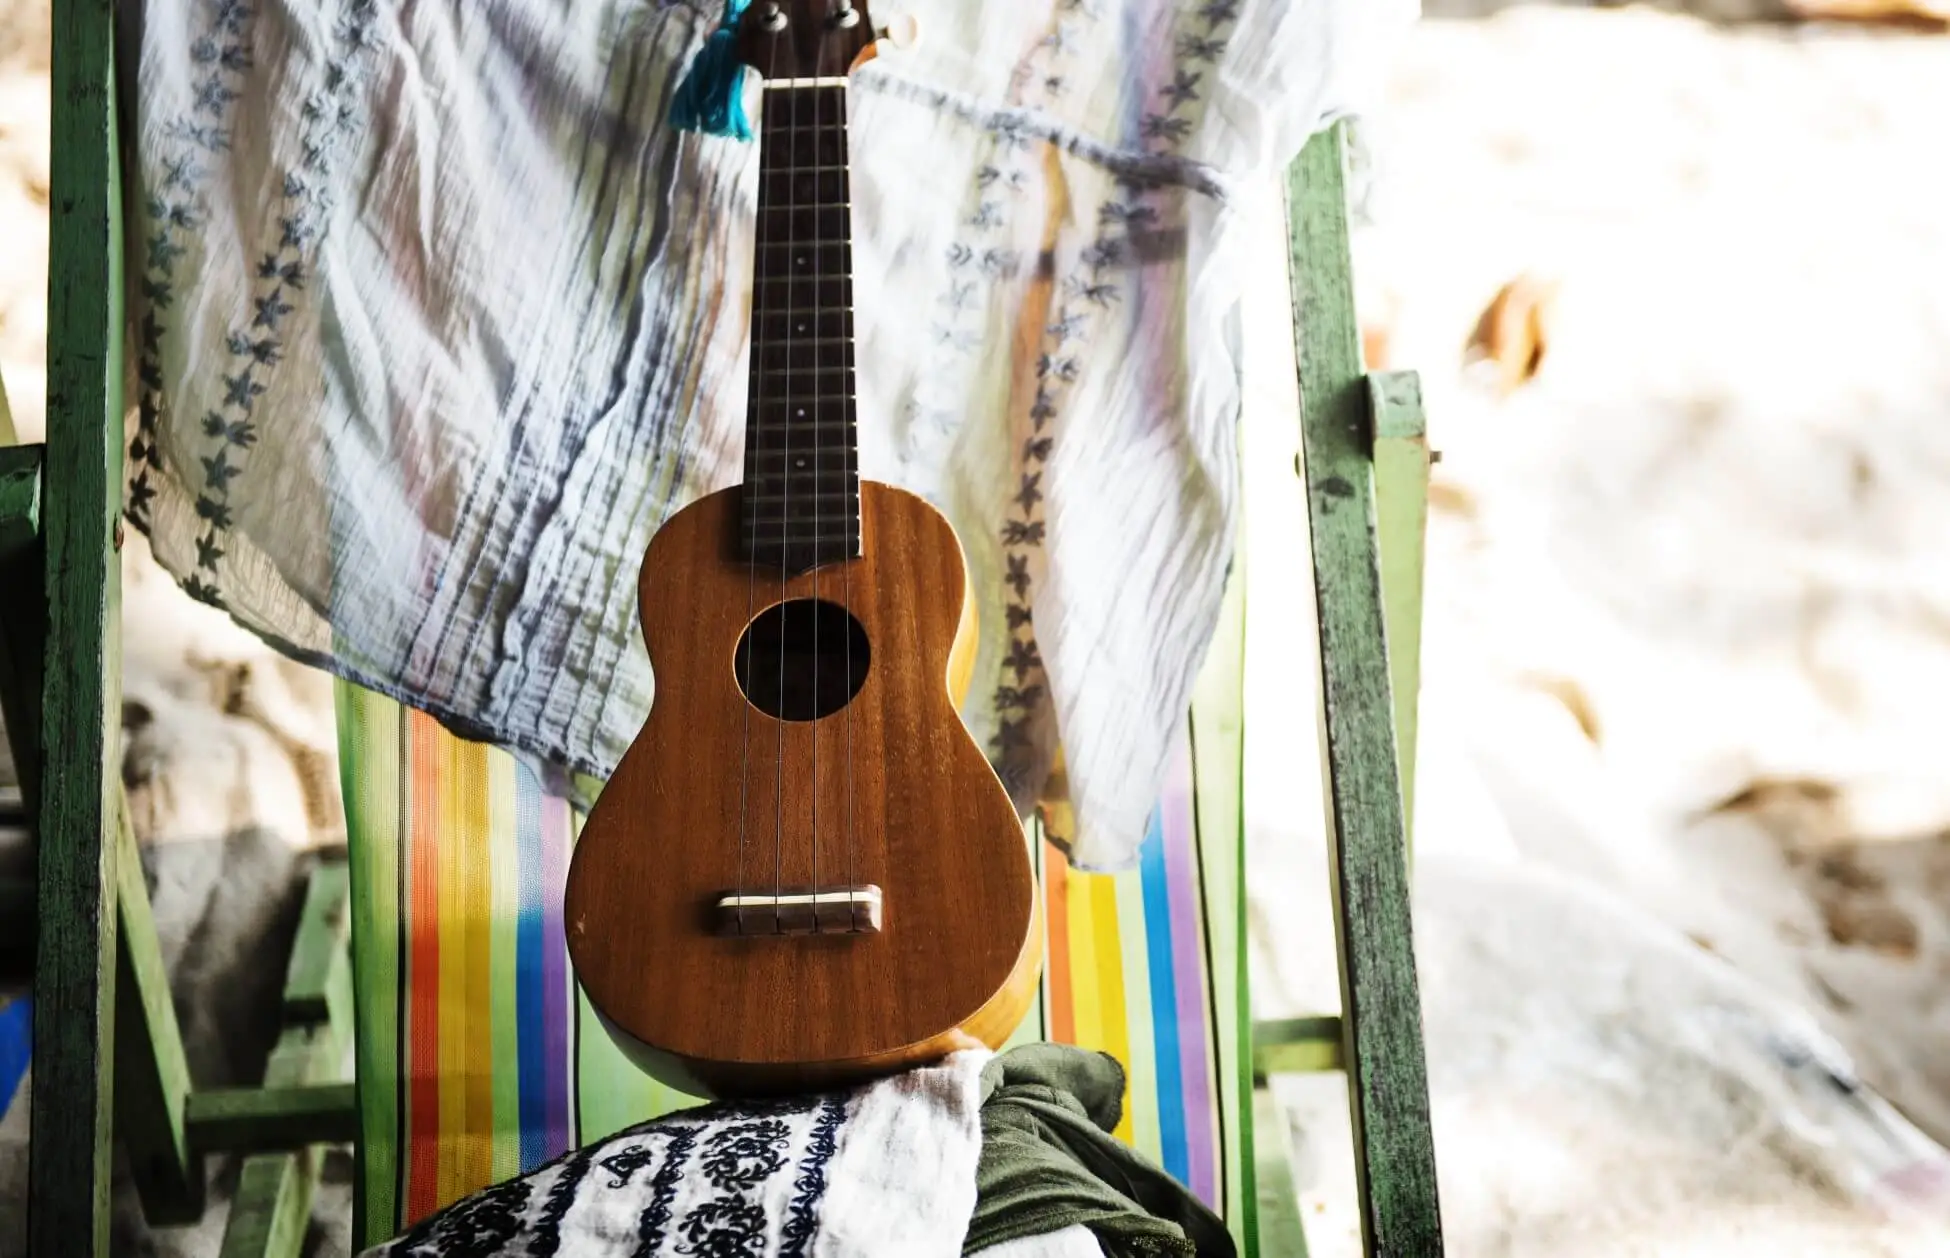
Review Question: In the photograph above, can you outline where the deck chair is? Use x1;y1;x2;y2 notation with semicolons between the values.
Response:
3;3;1443;1253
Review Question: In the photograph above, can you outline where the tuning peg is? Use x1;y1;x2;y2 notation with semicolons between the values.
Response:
833;0;861;29
761;1;787;31
876;12;921;49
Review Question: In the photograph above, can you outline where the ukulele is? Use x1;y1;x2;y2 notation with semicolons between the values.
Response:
563;0;1042;1099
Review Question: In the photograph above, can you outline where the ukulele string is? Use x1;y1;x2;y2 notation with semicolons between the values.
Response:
809;81;824;932
838;83;856;931
773;72;805;936
739;47;787;939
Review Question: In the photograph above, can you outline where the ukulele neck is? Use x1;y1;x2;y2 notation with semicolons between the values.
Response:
740;80;862;575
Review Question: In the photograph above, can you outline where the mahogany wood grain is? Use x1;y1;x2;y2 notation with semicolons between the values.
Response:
564;480;1041;1098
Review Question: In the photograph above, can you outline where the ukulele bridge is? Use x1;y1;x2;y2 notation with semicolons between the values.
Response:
714;886;883;936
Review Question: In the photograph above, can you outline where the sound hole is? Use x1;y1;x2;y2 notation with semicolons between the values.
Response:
735;598;871;722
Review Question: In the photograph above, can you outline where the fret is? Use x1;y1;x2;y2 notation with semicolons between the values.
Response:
742;483;855;505
745;457;858;474
751;364;853;381
745;527;860;541
742;491;860;506
753;335;850;349
745;510;859;528
755;310;855;325
751;275;851;309
755;131;847;172
746;431;858;444
744;481;858;499
743;484;856;501
758;204;850;238
745;424;857;442
757;169;849;207
755;240;852;271
747;397;855;413
753;341;853;375
745;524;863;539
746;447;856;465
741;507;858;518
749;391;854;410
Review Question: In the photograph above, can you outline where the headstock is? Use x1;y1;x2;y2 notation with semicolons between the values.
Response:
736;0;879;82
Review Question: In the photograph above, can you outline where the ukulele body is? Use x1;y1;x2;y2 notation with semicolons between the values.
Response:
564;480;1043;1098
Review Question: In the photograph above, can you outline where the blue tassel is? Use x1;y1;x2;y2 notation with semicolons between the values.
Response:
670;0;756;140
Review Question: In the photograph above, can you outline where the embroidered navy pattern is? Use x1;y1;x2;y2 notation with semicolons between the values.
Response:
599;1142;660;1189
889;3;1104;811
674;1197;770;1257
698;1119;792;1188
130;0;380;609
524;1143;598;1256
976;0;1242;832
362;1085;855;1255
778;1096;848;1258
631;1124;703;1257
386;1176;534;1257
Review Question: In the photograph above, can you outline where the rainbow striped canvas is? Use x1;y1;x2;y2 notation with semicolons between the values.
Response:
337;670;1250;1249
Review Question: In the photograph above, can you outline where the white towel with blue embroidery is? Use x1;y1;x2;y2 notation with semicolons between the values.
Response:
358;1049;994;1258
126;0;1413;871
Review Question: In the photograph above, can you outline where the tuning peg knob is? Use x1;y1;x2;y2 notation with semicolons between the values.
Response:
876;13;921;50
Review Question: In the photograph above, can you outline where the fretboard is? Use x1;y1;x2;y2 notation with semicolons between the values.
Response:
740;81;860;575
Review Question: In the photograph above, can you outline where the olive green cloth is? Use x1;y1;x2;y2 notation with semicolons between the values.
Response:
964;1044;1237;1257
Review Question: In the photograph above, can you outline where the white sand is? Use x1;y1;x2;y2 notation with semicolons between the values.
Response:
1234;7;1950;1254
8;5;1950;1256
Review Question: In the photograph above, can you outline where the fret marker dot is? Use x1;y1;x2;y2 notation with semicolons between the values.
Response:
795;457;808;469
796;322;808;333
797;408;806;418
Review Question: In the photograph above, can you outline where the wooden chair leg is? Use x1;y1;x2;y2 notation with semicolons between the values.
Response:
3;438;209;1229
1286;122;1444;1256
37;0;129;1249
8;336;354;1258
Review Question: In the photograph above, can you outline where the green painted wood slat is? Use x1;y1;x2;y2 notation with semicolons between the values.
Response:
1253;1016;1346;1077
1370;371;1431;845
186;1084;362;1154
1287;124;1444;1256
33;0;126;1252
1189;476;1255;1252
113;798;205;1223
217;1033;346;1258
282;860;352;1028
1251;1086;1312;1258
219;858;357;1257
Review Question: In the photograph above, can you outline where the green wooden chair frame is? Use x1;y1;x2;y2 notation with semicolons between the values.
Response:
1;5;1443;1254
